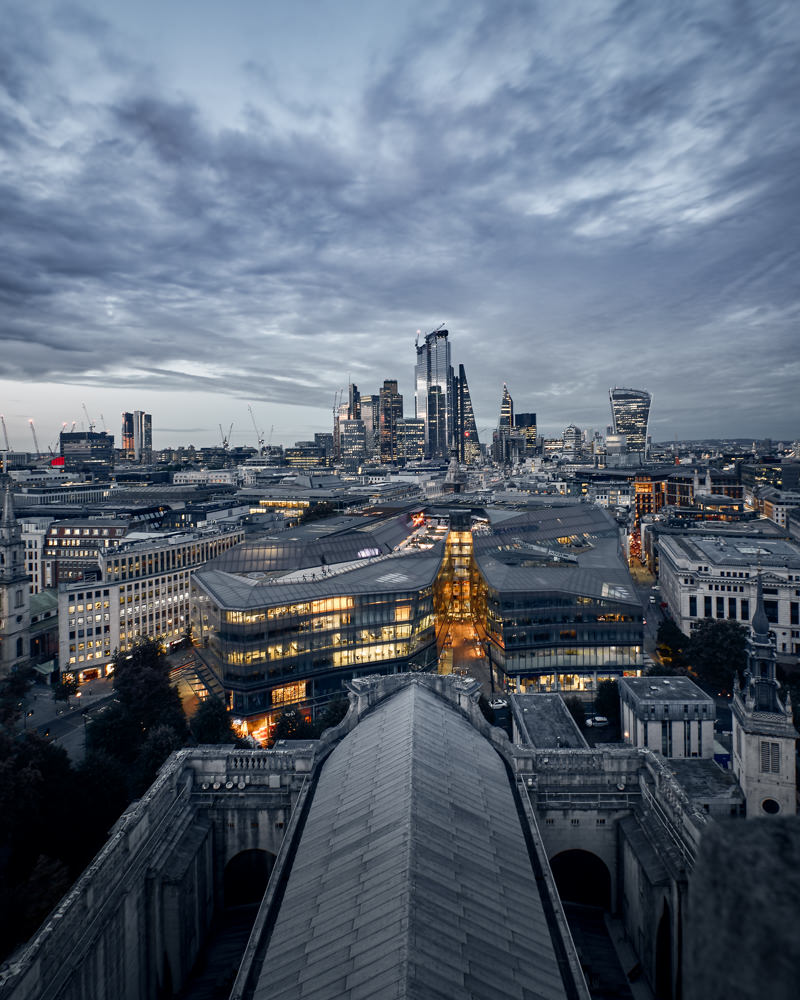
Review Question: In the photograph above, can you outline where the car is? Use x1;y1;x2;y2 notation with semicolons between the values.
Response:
586;715;609;727
649;595;657;604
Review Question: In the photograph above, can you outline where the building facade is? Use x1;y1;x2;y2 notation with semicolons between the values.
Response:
414;327;453;459
378;379;403;463
58;526;244;679
657;532;800;657
619;676;716;758
59;431;115;476
0;482;31;677
609;387;651;456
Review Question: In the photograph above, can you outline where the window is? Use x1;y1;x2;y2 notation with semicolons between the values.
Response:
760;740;780;773
689;595;697;617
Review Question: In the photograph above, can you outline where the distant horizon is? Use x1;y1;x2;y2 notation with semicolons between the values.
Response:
1;2;798;449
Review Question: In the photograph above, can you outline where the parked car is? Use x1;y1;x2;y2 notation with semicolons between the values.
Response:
586;715;609;727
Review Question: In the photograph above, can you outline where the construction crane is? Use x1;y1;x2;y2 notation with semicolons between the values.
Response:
100;413;107;432
248;405;265;453
219;422;233;450
29;419;41;456
82;403;95;433
0;415;10;451
69;421;76;433
49;422;67;455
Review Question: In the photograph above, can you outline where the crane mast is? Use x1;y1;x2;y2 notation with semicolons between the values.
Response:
0;415;10;451
29;419;41;456
248;405;266;453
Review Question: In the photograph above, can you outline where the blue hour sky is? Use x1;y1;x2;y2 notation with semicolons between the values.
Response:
1;0;798;450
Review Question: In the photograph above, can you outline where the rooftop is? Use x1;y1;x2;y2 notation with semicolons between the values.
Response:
249;682;577;999
620;676;714;705
510;694;589;750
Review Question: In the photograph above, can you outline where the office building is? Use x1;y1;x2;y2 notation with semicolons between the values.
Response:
609;387;651;456
453;363;480;464
59;525;244;679
657;532;800;657
59;430;115;477
0;481;31;678
121;411;153;463
338;419;367;470
396;418;425;463
515;412;537;454
379;379;403;463
414;327;453;459
499;382;514;427
358;394;380;458
619;676;716;758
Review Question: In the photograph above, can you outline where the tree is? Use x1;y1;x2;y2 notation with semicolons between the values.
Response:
655;619;690;673
130;725;186;797
595;680;621;725
191;696;238;745
687;619;747;694
564;696;586;729
112;637;187;737
53;676;78;704
270;709;314;744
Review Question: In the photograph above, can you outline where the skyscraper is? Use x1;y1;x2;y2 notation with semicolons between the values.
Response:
499;383;514;427
609;388;651;456
453;364;480;464
379;380;403;464
515;413;537;455
359;394;380;459
414;327;453;459
122;411;153;462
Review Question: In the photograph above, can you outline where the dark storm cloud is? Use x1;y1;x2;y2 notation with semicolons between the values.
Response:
0;0;798;438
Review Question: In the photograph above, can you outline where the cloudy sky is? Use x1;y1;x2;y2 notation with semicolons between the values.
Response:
1;0;798;450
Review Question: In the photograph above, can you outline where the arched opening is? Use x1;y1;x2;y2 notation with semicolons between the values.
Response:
224;849;275;908
655;900;673;999
549;849;612;909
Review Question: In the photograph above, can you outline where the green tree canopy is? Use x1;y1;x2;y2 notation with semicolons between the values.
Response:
655;619;690;673
190;696;239;745
112;637;187;737
687;619;747;693
270;708;314;744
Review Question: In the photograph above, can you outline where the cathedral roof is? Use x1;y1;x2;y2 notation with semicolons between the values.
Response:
249;681;577;999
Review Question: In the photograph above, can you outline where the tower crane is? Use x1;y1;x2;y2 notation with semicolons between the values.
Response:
29;419;41;456
100;413;107;432
0;415;10;451
219;423;233;450
49;423;67;455
248;405;265;453
82;403;95;433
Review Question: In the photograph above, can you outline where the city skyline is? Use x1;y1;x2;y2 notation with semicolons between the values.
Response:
1;1;799;448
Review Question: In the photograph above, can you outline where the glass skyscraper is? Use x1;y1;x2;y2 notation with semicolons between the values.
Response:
454;364;480;464
609;387;651;455
415;327;453;459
